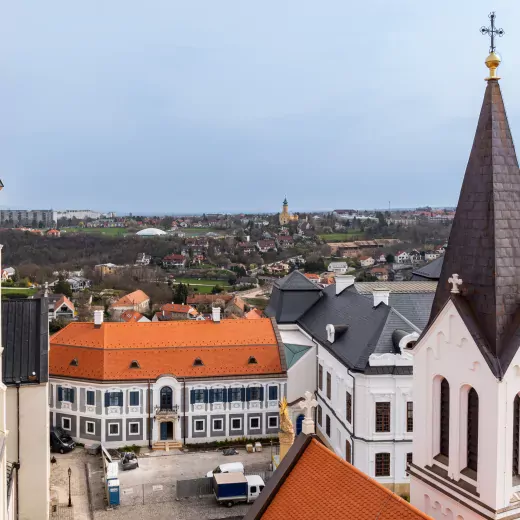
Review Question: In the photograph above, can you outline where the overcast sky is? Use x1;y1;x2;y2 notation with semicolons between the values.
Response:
1;1;519;214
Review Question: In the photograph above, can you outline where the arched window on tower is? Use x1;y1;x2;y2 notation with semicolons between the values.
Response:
513;395;520;480
467;388;479;474
439;378;450;459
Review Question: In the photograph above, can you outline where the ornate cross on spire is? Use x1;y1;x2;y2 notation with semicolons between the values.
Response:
448;273;463;294
481;12;504;53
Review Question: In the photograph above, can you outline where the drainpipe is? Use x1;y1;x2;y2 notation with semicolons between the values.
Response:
347;368;355;466
147;380;152;449
15;382;20;520
183;378;186;446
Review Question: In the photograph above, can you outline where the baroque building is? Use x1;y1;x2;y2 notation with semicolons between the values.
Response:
279;198;298;226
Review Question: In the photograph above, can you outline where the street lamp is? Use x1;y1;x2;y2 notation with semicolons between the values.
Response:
67;467;72;507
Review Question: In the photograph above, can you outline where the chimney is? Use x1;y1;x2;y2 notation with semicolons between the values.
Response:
94;310;104;327
373;288;390;307
162;310;165;316
212;306;221;323
335;274;355;295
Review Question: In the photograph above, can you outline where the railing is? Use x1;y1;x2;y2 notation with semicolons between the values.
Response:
155;405;179;415
6;461;17;506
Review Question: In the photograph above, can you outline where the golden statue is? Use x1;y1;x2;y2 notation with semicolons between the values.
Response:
278;397;294;461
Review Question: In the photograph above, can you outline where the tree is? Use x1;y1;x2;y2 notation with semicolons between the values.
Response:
385;253;395;264
54;276;72;298
49;318;68;334
173;283;189;304
356;271;378;282
211;284;223;294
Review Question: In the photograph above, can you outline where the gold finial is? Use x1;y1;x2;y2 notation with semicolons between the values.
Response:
481;12;504;81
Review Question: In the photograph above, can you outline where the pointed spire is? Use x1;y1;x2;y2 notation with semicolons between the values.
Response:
428;75;520;377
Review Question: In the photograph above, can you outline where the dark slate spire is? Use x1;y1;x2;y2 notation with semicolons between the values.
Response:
428;74;520;377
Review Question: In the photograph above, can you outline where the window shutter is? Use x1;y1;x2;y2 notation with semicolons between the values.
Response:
70;388;75;403
224;388;229;402
58;386;63;402
209;390;214;404
190;389;195;404
105;392;110;407
119;391;124;407
259;386;264;401
246;388;251;401
203;389;209;403
241;388;245;401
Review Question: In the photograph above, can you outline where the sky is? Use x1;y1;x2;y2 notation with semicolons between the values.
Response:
2;1;520;215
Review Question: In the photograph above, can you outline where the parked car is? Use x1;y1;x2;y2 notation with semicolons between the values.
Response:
213;473;265;507
206;461;244;478
121;452;139;471
50;426;75;454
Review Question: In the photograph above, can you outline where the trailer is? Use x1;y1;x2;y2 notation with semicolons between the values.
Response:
213;473;265;507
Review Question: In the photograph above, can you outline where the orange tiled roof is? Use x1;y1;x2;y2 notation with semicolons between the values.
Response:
260;439;431;520
120;310;144;323
111;290;150;308
245;308;263;320
229;295;245;312
161;303;198;315
187;294;233;305
304;273;320;279
50;318;284;381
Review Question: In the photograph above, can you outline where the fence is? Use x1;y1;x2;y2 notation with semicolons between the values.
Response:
119;482;176;507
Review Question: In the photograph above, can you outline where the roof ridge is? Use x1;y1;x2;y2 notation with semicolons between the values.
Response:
309;440;432;519
390;307;421;333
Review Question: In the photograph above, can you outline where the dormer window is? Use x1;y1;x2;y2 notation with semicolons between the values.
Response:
70;358;79;366
129;360;140;369
193;358;204;366
248;356;258;364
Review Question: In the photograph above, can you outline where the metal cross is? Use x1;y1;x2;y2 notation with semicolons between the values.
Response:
448;274;463;294
481;12;504;53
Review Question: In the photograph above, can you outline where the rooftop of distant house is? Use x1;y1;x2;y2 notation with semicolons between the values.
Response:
110;290;150;308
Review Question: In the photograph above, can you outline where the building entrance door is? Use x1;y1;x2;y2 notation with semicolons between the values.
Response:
160;421;174;440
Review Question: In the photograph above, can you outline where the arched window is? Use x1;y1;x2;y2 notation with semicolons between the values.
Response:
440;378;450;458
345;439;352;464
513;395;520;477
467;388;479;473
160;387;173;410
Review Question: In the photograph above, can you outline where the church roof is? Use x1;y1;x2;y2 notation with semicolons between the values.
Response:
426;78;520;378
410;256;444;281
274;271;321;291
244;434;431;520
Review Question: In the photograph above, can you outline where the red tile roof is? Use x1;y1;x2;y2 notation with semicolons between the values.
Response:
304;273;320;279
245;308;263;320
110;290;150;308
160;303;197;315
187;294;233;305
50;318;285;381
120;310;144;323
258;438;430;520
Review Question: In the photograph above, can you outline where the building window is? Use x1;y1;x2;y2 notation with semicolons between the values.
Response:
375;453;390;477
467;388;479;474
318;365;323;391
513;395;520;477
193;390;205;403
406;453;412;476
375;402;391;432
62;417;71;431
129;422;140;435
107;392;122;407
440;378;450;459
326;373;332;400
249;417;260;430
268;416;278;429
86;421;95;434
194;419;205;432
406;402;413;432
212;389;224;403
345;440;352;463
108;423;120;436
230;388;242;402
268;386;278;401
231;418;242;431
60;388;75;403
86;390;95;406
317;405;322;426
129;391;140;407
326;415;331;437
212;419;224;432
346;391;352;423
249;387;261;401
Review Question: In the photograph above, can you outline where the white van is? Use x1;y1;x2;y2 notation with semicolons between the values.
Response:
206;461;245;478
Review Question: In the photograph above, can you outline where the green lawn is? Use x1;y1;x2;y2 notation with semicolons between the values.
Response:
319;232;361;242
2;287;38;298
62;227;128;237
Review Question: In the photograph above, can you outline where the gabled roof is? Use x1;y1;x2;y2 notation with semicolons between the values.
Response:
3;298;49;385
120;310;145;323
244;435;430;520
411;256;444;281
50;318;286;381
111;290;150;308
274;271;321;291
284;344;312;368
160;303;197;315
426;78;520;378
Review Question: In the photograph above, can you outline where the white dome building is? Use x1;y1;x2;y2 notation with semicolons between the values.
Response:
136;228;167;236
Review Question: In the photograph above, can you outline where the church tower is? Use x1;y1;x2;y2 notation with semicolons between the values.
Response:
279;197;291;225
409;14;520;519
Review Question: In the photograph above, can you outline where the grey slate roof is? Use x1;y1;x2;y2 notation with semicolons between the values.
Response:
426;79;520;378
274;270;321;291
411;256;444;281
2;298;49;385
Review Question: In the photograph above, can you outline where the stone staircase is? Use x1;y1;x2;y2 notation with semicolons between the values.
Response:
152;440;183;451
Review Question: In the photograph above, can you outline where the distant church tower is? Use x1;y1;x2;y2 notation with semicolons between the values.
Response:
409;14;520;519
279;197;298;226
